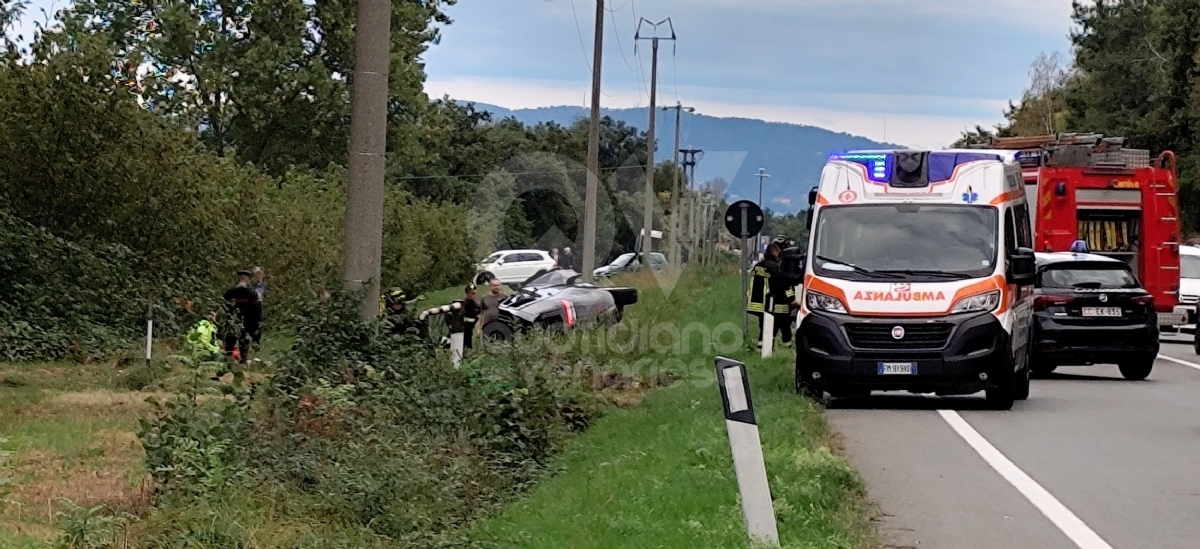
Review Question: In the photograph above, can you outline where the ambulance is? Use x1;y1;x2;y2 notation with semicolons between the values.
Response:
795;150;1037;410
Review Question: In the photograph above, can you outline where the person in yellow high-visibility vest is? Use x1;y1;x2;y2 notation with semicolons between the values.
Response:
185;312;222;362
748;243;793;347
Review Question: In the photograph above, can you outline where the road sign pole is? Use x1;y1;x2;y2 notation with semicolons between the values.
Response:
740;202;750;338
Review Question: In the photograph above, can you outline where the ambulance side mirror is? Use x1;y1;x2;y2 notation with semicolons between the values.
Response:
1008;247;1036;286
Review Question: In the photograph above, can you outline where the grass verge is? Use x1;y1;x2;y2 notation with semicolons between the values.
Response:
470;273;875;549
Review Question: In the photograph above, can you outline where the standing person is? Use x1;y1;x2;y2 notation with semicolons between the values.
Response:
747;244;792;348
560;247;576;271
251;266;267;345
461;284;481;349
747;250;770;348
765;242;796;347
550;248;560;268
477;278;508;341
223;270;262;362
252;267;267;303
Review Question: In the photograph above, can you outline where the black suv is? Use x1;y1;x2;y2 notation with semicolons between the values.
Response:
1031;252;1159;380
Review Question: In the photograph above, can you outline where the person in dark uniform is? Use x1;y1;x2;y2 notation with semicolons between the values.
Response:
222;270;262;362
461;284;481;349
748;243;793;347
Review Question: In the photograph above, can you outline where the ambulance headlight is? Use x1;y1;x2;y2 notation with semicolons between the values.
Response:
950;291;1001;314
805;291;847;314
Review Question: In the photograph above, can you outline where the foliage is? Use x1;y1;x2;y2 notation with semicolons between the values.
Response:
978;0;1200;230
58;0;456;174
138;350;252;500
133;287;593;547
0;209;163;362
53;500;135;549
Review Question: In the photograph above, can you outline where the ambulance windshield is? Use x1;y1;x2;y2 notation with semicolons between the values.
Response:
812;205;999;281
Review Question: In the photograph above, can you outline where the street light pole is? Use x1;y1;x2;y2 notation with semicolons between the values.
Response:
755;168;770;261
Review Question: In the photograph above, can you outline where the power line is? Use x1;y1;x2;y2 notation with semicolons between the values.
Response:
607;0;647;104
571;0;617;98
568;0;593;74
671;45;680;103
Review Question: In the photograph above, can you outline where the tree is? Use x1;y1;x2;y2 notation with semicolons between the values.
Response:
58;0;455;173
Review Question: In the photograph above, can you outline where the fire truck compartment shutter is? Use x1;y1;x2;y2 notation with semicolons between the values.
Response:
1076;189;1142;209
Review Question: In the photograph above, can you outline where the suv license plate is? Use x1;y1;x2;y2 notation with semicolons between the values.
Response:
878;362;916;375
1082;307;1122;317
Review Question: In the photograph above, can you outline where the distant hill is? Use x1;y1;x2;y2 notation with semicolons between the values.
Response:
466;102;898;214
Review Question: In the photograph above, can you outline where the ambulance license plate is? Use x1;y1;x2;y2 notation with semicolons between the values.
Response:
878;362;916;375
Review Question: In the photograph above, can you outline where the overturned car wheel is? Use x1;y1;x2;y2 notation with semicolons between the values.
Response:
474;271;496;286
481;321;514;342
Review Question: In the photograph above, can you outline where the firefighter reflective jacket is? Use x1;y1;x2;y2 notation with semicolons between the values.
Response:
748;258;793;314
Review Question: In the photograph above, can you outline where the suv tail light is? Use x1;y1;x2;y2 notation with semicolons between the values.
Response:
561;300;576;327
1133;295;1155;307
1034;295;1071;310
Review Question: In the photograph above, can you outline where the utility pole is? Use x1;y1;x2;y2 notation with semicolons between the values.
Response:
636;18;675;263
342;0;392;319
582;0;605;282
680;147;702;263
663;102;693;271
681;146;700;262
755;168;770;261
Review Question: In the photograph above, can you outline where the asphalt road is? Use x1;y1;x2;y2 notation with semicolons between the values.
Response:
825;335;1200;549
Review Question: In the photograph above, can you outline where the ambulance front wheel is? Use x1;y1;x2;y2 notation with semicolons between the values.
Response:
794;363;823;399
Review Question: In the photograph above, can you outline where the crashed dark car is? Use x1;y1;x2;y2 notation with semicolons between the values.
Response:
480;269;638;340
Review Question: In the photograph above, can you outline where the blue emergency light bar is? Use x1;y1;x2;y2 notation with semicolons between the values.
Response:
828;151;1003;185
828;153;890;182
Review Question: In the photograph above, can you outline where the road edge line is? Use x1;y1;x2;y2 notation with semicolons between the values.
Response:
937;410;1114;549
1157;354;1200;371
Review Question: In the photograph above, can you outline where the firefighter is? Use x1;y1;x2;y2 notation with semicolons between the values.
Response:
748;243;792;347
382;288;424;339
766;237;796;347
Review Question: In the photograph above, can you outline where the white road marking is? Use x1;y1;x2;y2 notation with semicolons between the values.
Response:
938;410;1114;549
1157;354;1200;371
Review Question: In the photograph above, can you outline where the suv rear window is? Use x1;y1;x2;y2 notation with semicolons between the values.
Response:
1182;255;1200;279
1039;265;1139;290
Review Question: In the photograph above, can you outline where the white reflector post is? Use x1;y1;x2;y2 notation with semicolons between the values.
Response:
144;319;154;365
715;357;780;547
760;296;775;359
449;332;464;367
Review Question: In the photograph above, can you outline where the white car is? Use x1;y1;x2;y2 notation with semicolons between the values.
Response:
593;252;666;278
1180;245;1200;335
476;249;558;284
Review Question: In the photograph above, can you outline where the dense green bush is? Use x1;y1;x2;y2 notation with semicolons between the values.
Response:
0;209;189;361
0;43;472;359
136;288;591;547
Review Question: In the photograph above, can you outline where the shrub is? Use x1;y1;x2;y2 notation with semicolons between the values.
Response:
136;288;593;547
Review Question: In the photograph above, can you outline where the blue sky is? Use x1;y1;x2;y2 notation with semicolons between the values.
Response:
423;0;1075;148
12;0;1075;149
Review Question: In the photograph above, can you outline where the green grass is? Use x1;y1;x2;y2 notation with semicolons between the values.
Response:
470;272;875;549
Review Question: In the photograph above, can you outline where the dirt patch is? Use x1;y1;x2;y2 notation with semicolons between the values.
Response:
46;390;171;410
5;430;152;520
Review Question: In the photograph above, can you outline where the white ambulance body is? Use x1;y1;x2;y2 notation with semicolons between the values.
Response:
795;150;1037;409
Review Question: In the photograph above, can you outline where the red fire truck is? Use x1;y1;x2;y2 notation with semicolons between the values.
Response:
986;134;1187;329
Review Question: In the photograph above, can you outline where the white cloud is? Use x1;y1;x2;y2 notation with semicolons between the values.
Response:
425;76;1001;149
773;197;793;207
